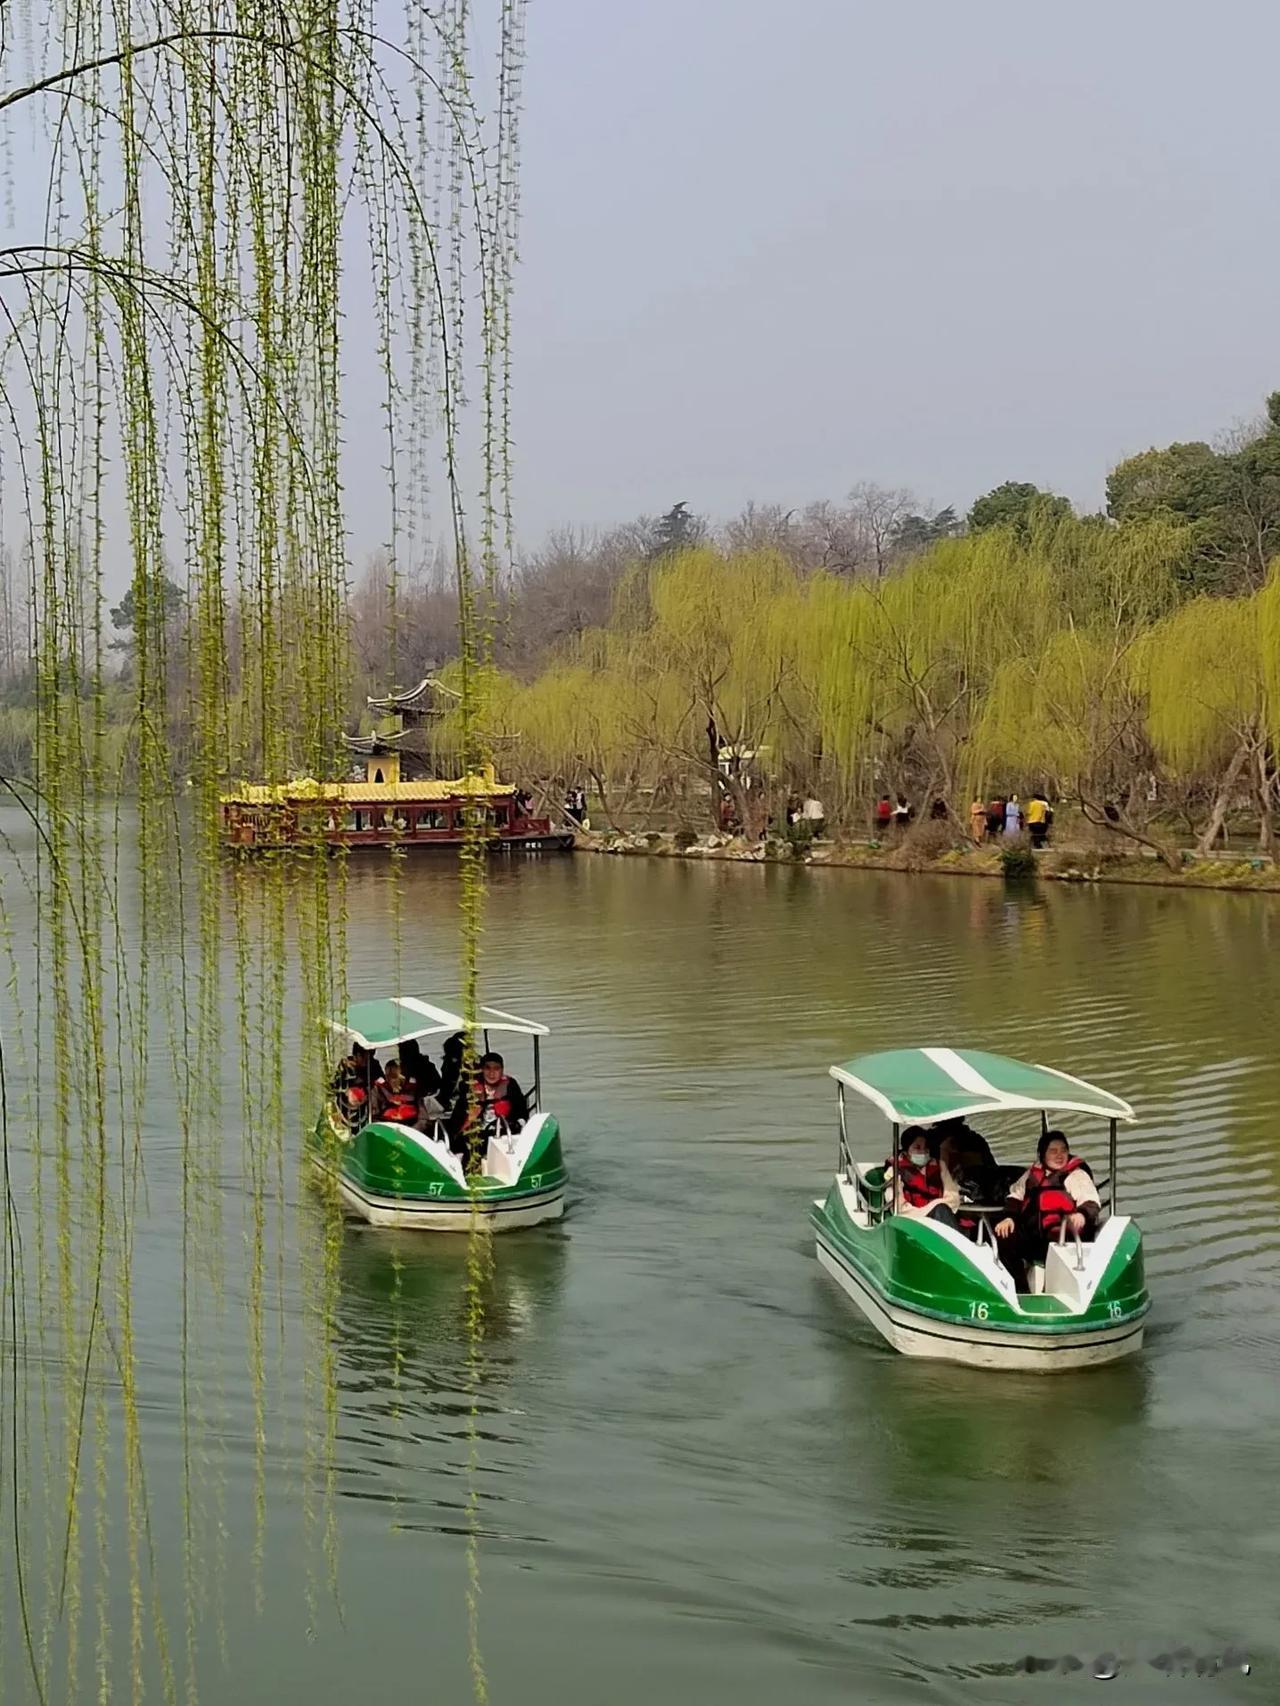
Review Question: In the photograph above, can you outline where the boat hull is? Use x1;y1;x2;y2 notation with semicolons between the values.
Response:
311;1109;568;1233
812;1179;1148;1373
227;830;575;854
316;1155;566;1230
815;1230;1143;1372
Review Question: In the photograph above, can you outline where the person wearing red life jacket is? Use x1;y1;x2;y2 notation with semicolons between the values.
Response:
475;1052;529;1131
882;1126;962;1228
372;1058;422;1127
445;1050;531;1164
332;1043;377;1128
995;1130;1101;1287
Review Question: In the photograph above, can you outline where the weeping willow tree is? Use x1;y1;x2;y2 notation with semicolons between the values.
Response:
499;655;657;829
1140;595;1276;854
501;515;1239;852
0;3;525;1702
1262;558;1280;755
780;528;1059;819
963;516;1185;862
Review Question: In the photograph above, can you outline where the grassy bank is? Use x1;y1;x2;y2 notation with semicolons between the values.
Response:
579;829;1280;895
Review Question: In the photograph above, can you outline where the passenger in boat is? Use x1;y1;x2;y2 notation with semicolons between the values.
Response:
443;1051;529;1159
936;1117;998;1236
882;1126;961;1228
994;1130;1102;1287
398;1037;442;1099
439;1030;467;1105
372;1058;423;1127
331;1043;377;1127
476;1052;528;1131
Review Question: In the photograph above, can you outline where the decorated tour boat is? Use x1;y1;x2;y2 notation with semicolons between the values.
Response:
811;1046;1149;1372
220;676;574;852
220;765;573;852
312;995;568;1230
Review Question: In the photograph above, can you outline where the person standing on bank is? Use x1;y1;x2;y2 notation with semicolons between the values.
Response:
968;797;987;844
1026;790;1050;848
1004;794;1023;838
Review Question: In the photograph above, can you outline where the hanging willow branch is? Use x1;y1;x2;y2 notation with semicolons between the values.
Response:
0;3;526;1702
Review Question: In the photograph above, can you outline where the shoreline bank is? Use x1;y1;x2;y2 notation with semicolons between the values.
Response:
576;830;1280;895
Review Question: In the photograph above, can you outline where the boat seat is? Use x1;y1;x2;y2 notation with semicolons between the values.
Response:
992;1162;1024;1195
854;1163;886;1216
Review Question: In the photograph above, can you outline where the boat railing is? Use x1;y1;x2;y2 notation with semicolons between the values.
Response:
852;1163;1116;1233
974;1216;999;1254
1056;1220;1088;1271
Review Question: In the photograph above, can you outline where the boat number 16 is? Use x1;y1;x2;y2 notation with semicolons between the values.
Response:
968;1302;989;1320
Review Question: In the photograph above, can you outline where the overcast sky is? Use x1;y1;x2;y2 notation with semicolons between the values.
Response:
493;0;1280;543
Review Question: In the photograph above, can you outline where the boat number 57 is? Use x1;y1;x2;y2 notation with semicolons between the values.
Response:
968;1302;989;1320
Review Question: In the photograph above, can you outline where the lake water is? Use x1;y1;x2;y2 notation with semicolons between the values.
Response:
4;846;1279;1703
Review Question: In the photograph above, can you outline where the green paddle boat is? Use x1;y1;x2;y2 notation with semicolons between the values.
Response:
313;995;567;1230
811;1046;1149;1371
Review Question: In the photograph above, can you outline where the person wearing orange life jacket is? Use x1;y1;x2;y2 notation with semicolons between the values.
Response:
995;1129;1101;1287
882;1126;962;1229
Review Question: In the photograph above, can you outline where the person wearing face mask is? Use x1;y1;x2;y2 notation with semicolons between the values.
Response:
881;1126;962;1229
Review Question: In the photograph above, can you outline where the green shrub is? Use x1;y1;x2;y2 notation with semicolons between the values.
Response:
1000;844;1038;880
886;816;959;870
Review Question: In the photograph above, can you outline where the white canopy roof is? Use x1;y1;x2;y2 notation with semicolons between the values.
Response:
330;995;548;1049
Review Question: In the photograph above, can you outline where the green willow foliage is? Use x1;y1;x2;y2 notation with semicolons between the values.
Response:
0;3;523;1702
498;514;1280;847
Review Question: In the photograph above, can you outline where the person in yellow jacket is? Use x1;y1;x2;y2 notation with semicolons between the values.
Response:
1025;791;1051;849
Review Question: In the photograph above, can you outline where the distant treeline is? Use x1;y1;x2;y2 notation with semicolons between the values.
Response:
445;391;1280;861
7;391;1280;856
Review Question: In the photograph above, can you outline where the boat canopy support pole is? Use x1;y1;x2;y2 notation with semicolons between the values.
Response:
837;1084;850;1181
533;1035;542;1112
1109;1117;1118;1214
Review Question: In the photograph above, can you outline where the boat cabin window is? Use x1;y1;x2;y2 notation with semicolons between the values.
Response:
415;808;450;831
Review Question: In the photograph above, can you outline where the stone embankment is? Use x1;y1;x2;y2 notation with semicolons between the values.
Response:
577;829;1280;894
